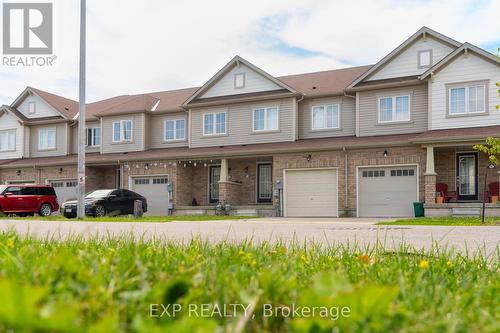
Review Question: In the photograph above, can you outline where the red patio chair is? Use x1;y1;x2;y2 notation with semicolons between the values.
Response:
436;183;457;203
486;182;499;203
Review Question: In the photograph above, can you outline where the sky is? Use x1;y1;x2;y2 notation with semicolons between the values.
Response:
0;0;499;105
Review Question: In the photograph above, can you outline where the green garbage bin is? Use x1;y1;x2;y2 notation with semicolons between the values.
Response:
413;202;424;217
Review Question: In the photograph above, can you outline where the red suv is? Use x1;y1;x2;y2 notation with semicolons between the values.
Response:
0;184;59;217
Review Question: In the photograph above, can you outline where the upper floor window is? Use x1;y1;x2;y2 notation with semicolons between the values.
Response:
234;73;245;89
0;129;16;151
38;128;56;150
86;127;100;147
113;120;133;142
418;50;432;68
312;104;340;130
28;101;36;114
164;119;185;141
449;84;486;115
203;112;226;136
253;107;279;132
378;95;410;123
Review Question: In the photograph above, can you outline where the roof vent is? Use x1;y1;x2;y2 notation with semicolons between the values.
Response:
64;107;69;111
312;86;317;90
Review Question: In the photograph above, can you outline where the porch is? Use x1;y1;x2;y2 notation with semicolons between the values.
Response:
174;156;276;215
423;145;500;217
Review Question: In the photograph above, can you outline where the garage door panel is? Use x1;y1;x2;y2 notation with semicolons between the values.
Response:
358;167;417;217
131;176;169;216
48;179;78;205
285;169;338;217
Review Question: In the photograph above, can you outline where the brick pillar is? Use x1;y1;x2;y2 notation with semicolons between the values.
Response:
218;181;228;203
218;181;241;204
424;174;437;204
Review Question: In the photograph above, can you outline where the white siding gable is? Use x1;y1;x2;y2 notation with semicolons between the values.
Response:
368;36;455;81
430;53;500;130
17;93;60;118
200;63;282;98
0;111;24;159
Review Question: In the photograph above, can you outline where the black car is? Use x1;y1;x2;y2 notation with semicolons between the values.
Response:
62;189;147;218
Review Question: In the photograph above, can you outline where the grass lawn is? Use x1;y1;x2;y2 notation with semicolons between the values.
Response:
0;233;498;332
379;216;500;226
0;214;258;222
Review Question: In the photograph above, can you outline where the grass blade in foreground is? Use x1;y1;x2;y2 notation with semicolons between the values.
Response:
0;233;498;332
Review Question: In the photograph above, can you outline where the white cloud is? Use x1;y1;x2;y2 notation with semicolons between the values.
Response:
0;0;499;105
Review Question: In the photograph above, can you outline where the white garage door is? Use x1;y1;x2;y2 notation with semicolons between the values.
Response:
48;180;78;204
284;169;338;217
358;167;417;217
131;176;169;216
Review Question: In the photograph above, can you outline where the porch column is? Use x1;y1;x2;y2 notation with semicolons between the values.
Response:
220;158;228;182
424;146;437;204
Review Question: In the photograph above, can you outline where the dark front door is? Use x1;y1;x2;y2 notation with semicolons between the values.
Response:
209;166;221;203
257;163;273;203
456;152;478;201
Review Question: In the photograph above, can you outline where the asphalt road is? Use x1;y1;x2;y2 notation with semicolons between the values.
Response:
0;218;498;257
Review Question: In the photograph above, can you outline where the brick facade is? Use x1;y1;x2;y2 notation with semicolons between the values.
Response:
434;147;498;201
273;145;426;216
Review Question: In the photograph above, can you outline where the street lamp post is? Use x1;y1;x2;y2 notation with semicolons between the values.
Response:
77;0;86;219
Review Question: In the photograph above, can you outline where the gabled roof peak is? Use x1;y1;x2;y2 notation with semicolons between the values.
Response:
347;26;462;89
183;55;299;106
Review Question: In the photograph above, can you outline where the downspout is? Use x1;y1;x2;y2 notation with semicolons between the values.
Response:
343;146;348;213
295;95;304;142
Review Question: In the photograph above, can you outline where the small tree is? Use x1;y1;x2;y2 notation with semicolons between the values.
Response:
473;137;500;223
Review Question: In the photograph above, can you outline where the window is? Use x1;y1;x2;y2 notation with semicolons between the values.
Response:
253;107;279;131
312;104;340;130
418;50;432;68
21;187;37;195
38;128;56;150
378;95;410;123
152;178;168;184
449;84;486;115
234;73;245;89
51;182;64;188
112;120;133;142
28;101;36;114
0;130;16;151
134;178;150;185
390;169;415;177
66;181;77;187
164;119;185;141
203;112;226;135
86;127;100;147
362;170;386;178
5;186;22;195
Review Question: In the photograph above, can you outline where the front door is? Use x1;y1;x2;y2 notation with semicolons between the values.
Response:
209;166;221;203
257;163;273;203
456;152;478;201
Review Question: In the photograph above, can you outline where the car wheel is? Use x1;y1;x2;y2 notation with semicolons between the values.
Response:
94;205;106;217
39;203;52;216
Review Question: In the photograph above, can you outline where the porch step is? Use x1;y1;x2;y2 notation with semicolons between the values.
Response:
452;207;481;217
179;209;207;215
233;209;258;216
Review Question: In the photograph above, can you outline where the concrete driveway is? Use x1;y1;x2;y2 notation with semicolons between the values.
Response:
0;218;498;256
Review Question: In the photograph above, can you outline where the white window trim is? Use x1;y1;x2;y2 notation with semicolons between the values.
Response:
112;120;133;143
0;129;16;152
234;73;246;89
252;107;280;132
28;101;36;114
38;128;57;150
202;112;227;136
163;118;186;142
448;85;486;115
86;127;100;147
377;95;411;123
311;104;341;130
